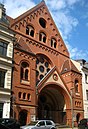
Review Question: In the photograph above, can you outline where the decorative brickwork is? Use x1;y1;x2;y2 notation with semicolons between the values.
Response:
8;1;84;127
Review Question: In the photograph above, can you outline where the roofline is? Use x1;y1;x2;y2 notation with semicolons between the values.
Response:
61;69;82;75
10;1;46;27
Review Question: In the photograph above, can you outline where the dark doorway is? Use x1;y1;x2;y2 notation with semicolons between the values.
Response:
19;110;27;126
76;113;80;123
38;85;66;124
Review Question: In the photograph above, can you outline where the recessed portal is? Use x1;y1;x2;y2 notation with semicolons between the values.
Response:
38;85;66;124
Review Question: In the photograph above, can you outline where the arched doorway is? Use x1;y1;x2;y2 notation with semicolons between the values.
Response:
19;109;28;126
38;84;67;124
76;113;80;123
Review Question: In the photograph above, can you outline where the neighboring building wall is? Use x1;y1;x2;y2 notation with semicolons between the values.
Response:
75;60;88;118
82;68;88;118
0;3;15;118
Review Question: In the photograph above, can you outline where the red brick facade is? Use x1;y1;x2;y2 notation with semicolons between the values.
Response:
8;1;84;127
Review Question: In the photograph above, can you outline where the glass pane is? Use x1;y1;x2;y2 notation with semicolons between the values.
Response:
0;42;7;56
0;103;3;118
0;71;5;88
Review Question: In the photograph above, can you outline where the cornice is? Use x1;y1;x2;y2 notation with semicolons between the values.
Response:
0;55;13;67
0;27;15;40
14;50;36;61
0;87;11;92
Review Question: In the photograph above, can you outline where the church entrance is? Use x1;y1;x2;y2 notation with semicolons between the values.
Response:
38;84;67;124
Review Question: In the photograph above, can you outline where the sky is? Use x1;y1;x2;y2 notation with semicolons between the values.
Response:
0;0;88;61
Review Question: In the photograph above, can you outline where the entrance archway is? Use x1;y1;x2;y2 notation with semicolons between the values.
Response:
38;84;67;124
19;109;28;126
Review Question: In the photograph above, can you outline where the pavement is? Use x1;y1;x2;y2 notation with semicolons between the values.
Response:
57;127;78;129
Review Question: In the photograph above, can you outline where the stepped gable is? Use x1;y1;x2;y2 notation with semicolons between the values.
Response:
8;1;69;57
61;59;81;74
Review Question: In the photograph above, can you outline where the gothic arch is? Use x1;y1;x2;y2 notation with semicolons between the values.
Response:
37;83;70;124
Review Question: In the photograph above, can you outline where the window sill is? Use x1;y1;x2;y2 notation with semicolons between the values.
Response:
21;80;30;85
19;98;31;102
75;92;80;96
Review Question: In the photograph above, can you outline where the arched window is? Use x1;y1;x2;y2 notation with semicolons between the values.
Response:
27;93;31;101
21;62;29;81
75;80;79;93
39;32;46;43
18;92;22;99
26;25;34;37
51;38;57;48
23;93;26;99
25;69;28;80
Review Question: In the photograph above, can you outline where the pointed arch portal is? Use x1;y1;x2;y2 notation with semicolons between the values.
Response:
38;84;69;124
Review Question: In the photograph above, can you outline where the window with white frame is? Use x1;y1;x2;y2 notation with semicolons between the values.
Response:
26;25;34;37
85;74;88;83
51;38;57;48
75;79;79;93
86;90;88;100
0;70;6;88
0;40;8;56
87;107;88;112
39;32;46;43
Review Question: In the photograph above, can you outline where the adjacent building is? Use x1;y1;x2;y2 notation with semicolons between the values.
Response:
76;59;88;118
0;3;15;118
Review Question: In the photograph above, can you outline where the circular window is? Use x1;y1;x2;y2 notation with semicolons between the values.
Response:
36;58;39;64
53;74;58;81
39;18;46;28
45;62;49;67
39;66;44;72
47;68;50;72
40;74;44;80
36;55;52;85
36;70;39;77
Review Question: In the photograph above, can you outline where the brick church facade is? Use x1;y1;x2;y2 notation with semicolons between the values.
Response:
8;1;84;127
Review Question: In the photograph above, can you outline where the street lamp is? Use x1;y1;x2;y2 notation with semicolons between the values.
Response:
70;87;74;129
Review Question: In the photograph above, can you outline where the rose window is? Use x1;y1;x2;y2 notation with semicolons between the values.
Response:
36;56;51;85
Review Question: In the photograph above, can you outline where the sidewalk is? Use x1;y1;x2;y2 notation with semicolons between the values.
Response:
57;127;78;129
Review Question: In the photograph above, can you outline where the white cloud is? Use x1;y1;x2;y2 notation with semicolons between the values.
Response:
45;0;88;60
66;42;88;60
51;11;78;40
45;0;79;42
1;0;87;60
4;0;35;18
66;0;80;6
45;0;66;10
